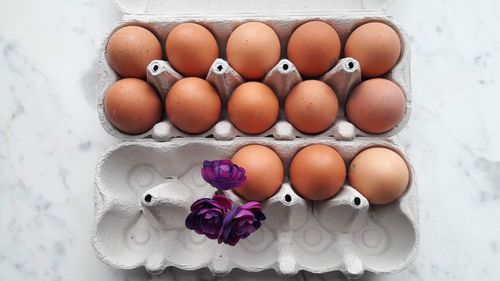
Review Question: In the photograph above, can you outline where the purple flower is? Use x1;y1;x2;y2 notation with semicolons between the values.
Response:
185;195;233;239
201;160;246;190
218;201;266;246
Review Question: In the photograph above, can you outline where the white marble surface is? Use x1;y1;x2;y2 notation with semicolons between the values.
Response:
1;0;499;280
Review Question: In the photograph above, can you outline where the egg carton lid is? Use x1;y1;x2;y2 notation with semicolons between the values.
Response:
113;0;394;16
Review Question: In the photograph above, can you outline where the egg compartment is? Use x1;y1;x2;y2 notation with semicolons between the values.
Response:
97;13;411;141
92;138;418;278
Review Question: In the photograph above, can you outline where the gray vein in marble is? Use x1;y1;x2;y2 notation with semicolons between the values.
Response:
81;60;99;109
1;0;500;280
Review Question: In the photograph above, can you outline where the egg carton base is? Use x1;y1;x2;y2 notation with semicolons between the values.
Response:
92;138;418;278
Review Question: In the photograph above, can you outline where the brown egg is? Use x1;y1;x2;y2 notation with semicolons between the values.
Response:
348;147;409;204
165;77;221;134
231;145;284;201
106;26;162;78
228;82;279;134
226;22;281;80
287;21;341;77
285;80;339;134
165;23;219;78
346;78;406;134
290;145;346;201
104;78;162;135
344;22;401;77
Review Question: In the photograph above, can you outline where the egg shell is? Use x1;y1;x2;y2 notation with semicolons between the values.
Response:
348;147;410;205
165;77;221;134
346;78;406;134
226;22;281;80
228;82;279;134
104;78;162;135
344;22;402;78
165;23;219;78
231;144;284;201
285;80;339;134
290;144;346;201
287;21;341;77
106;26;162;79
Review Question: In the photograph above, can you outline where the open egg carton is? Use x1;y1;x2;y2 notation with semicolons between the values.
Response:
93;138;418;278
92;0;419;279
96;1;412;141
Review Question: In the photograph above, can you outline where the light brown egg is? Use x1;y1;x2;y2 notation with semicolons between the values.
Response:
104;78;162;135
226;22;281;80
165;23;219;78
228;82;279;134
165;77;221;134
346;78;406;134
344;22;401;77
106;26;162;78
287;21;341;77
348;147;409;205
290;144;346;201
285;80;339;134
231;145;284;201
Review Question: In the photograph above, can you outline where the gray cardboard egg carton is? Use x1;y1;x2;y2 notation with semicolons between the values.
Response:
96;14;411;141
93;2;418;279
92;138;418;278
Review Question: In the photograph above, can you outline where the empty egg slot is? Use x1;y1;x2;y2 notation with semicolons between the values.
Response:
314;185;369;233
140;181;192;229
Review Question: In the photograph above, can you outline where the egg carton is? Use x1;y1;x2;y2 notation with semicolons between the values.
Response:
92;137;418;278
96;11;412;142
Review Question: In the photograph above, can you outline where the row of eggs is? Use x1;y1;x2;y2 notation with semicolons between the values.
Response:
106;21;402;80
105;77;406;135
225;144;409;205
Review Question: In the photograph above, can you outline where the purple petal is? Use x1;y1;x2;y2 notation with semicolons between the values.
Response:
185;214;196;230
196;208;211;215
218;207;239;243
241;201;261;210
255;211;266;221
201;161;216;182
225;207;240;224
186;194;235;240
234;209;254;219
201;160;247;190
212;195;233;211
190;198;209;211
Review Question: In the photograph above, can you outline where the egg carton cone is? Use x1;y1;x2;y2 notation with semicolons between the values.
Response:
92;138;419;278
97;13;411;141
